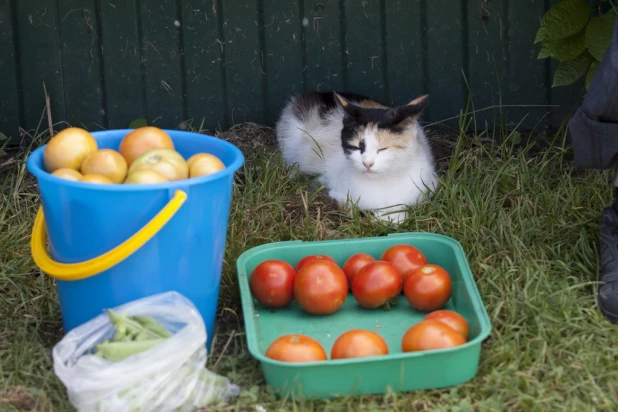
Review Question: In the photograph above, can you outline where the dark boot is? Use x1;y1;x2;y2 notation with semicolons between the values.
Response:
598;195;618;324
569;18;618;324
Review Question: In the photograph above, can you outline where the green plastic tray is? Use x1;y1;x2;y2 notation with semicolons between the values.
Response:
236;232;492;399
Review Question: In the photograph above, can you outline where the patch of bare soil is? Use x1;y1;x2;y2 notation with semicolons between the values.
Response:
0;386;52;412
426;129;460;173
214;122;277;155
37;321;64;349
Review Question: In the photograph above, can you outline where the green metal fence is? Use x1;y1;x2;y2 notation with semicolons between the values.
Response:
0;0;583;141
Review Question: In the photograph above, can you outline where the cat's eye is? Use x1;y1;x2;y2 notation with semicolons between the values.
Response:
349;146;361;151
378;147;388;152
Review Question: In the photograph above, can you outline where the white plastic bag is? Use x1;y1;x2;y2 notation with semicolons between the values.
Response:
52;291;239;412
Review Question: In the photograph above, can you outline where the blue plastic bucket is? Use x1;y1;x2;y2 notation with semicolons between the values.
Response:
27;129;244;349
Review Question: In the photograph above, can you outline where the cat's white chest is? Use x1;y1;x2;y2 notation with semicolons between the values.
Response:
325;160;437;220
354;171;434;206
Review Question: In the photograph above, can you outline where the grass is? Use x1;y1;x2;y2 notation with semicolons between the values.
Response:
1;118;618;411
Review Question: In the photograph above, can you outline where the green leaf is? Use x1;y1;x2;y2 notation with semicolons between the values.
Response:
535;27;547;44
552;52;594;87
585;60;600;89
538;29;587;61
585;12;616;61
541;0;591;41
538;42;553;59
128;118;148;129
509;131;522;145
0;132;7;156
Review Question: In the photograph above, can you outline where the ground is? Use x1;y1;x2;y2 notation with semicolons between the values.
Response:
1;120;617;411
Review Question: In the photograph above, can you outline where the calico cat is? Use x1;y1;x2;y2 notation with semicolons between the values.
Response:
275;91;438;224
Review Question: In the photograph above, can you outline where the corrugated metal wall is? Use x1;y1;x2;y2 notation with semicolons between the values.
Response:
0;0;583;141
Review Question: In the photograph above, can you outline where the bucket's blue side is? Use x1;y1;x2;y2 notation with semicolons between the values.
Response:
27;130;244;350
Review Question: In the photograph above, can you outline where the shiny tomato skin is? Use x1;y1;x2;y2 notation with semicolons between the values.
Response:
352;261;403;309
80;174;113;184
401;319;466;352
80;149;128;183
265;334;327;363
43;127;98;172
295;254;338;271
187;153;226;178
294;260;348;315
128;148;188;181
124;169;169;184
342;253;376;290
118;126;175;166
52;168;83;181
403;264;452;312
381;244;427;280
249;260;296;309
331;329;389;359
424;310;470;340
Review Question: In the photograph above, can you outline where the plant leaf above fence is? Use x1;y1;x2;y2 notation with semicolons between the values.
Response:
538;42;553;59
535;27;547;44
586;12;616;61
0;132;7;157
541;0;590;41
538;29;587;61
552;51;594;87
128;118;148;129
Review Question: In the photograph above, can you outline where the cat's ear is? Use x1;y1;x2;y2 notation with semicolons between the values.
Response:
392;94;429;128
334;93;358;118
334;93;349;108
405;94;429;114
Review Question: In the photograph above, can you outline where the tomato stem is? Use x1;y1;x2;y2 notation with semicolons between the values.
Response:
382;296;399;311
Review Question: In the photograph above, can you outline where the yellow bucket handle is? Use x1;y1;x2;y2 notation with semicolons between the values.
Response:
31;189;187;281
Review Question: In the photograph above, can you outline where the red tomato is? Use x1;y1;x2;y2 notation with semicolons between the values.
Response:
381;244;427;280
249;260;296;309
401;319;466;352
330;329;389;359
294;260;348;315
295;254;338;271
403;264;452;312
424;310;470;340
352;261;403;309
342;253;376;290
265;334;327;363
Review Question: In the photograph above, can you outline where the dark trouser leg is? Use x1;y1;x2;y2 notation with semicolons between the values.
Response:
596;168;618;324
569;19;618;324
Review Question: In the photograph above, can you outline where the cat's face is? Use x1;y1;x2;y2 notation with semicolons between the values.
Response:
337;94;429;176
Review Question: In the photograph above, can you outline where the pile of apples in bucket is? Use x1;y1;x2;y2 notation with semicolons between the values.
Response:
42;127;225;184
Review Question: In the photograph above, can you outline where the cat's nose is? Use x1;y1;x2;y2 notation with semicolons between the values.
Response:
363;161;374;169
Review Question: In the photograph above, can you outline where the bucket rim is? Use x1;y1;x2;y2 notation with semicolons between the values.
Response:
26;129;245;191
